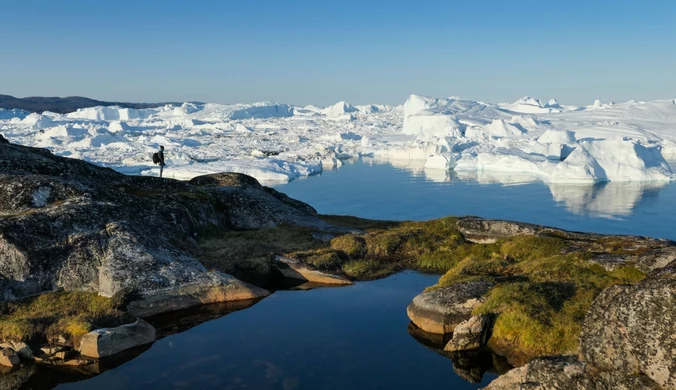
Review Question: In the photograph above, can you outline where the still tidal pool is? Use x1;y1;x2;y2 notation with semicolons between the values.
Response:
38;159;676;389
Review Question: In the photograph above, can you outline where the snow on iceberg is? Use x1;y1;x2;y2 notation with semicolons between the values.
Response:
323;101;358;116
550;139;672;183
538;129;576;144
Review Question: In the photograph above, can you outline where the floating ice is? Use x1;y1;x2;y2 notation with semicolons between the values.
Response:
2;93;675;184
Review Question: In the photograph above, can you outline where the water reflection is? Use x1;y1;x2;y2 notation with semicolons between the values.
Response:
549;181;668;219
364;157;671;219
0;299;261;390
407;323;511;384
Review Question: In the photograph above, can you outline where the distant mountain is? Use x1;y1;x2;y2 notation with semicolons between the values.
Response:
0;94;184;114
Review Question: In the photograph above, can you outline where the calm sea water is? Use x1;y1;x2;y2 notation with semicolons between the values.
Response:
274;158;676;240
48;159;676;390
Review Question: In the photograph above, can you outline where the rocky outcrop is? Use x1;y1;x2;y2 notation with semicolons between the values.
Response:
78;319;156;358
444;314;491;352
0;140;322;313
457;217;676;273
579;260;675;389
407;281;492;334
482;355;662;389
275;256;352;286
484;260;675;389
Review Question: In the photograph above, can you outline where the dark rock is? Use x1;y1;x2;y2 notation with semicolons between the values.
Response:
0;342;32;360
407;281;493;334
0;349;19;368
189;172;263;189
0;139;324;312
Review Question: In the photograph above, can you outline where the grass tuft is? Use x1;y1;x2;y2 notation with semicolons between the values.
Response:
0;291;129;343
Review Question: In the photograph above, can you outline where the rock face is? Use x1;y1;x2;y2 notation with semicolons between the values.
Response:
444;314;491;352
0;139;322;312
482;355;662;390
579;260;675;389
407;281;492;334
275;256;352;286
78;319;156;358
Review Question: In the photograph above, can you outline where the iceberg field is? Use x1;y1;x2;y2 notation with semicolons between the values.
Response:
1;94;674;184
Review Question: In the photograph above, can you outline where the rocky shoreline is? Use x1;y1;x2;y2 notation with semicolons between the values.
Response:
1;135;674;389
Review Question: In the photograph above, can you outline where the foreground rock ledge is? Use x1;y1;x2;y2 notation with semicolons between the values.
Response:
126;271;271;317
407;281;492;334
78;319;156;359
275;256;353;286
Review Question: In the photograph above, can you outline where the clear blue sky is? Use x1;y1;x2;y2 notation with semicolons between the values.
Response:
2;0;675;106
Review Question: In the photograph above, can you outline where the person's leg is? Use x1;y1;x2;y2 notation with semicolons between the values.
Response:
159;164;163;178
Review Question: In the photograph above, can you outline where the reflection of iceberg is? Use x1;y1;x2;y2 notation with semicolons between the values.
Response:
454;170;541;186
549;181;668;218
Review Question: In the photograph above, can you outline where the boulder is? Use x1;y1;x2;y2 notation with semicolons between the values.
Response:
0;341;32;360
444;314;491;352
78;318;156;359
407;281;493;334
456;218;542;243
0;349;19;368
275;256;352;286
579;261;675;389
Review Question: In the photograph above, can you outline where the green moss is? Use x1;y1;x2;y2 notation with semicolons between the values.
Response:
498;236;566;262
342;259;397;279
0;291;129;343
427;250;648;363
295;249;345;270
319;215;401;230
330;235;366;258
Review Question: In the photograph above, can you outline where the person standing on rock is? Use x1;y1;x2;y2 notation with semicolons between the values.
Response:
152;145;166;178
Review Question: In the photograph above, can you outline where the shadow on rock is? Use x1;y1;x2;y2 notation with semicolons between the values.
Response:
407;322;511;384
145;297;263;339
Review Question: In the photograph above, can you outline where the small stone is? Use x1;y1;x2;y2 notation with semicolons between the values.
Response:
78;319;156;358
444;314;491;352
0;349;20;367
40;345;65;356
64;358;94;367
3;342;33;360
54;350;75;360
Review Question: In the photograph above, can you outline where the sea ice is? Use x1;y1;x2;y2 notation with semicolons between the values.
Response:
1;94;675;184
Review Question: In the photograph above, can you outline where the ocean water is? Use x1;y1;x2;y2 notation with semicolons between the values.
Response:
44;159;676;390
274;158;676;240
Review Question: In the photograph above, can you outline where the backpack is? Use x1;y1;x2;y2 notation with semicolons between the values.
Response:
152;152;160;164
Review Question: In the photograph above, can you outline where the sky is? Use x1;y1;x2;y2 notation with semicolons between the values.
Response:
1;0;675;106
